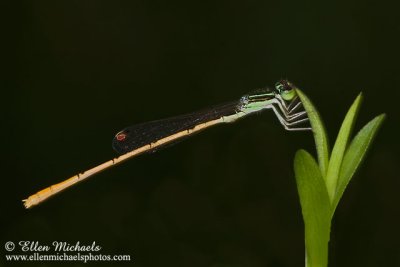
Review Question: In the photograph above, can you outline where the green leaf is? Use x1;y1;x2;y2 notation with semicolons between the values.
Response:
325;93;363;201
296;89;330;177
332;114;386;212
294;149;331;267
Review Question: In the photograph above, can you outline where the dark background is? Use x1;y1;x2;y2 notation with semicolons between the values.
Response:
2;1;399;266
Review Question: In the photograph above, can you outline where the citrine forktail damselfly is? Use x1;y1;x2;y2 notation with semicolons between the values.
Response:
23;80;310;208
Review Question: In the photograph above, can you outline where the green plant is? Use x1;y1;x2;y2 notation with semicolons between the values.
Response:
293;89;385;267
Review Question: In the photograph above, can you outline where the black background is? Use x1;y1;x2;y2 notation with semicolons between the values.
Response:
2;1;400;266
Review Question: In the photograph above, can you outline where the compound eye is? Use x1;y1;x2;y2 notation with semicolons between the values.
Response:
275;80;293;93
277;80;297;101
275;82;284;92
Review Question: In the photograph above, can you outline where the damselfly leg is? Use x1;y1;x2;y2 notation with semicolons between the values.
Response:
271;97;311;131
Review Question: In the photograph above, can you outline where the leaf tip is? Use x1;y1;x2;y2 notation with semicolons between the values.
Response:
355;92;364;107
378;113;387;121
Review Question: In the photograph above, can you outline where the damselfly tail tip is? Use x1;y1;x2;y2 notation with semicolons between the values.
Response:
22;198;33;209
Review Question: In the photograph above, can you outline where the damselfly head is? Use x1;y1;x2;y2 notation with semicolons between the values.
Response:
275;80;297;101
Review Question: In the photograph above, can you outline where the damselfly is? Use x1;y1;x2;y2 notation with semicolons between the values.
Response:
23;80;310;208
